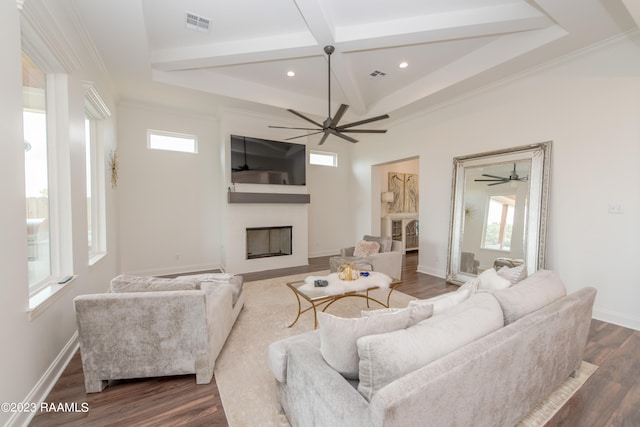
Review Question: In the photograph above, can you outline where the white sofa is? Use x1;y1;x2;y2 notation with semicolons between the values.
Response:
74;274;244;393
268;270;596;426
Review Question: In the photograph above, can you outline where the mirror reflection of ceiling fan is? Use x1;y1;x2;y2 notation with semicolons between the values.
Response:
474;163;528;186
268;45;390;145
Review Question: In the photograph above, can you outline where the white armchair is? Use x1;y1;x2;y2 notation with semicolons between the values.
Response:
337;235;403;279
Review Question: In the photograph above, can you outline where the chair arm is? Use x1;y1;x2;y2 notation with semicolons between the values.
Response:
341;246;355;257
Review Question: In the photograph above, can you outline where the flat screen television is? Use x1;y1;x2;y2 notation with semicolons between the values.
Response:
230;134;306;186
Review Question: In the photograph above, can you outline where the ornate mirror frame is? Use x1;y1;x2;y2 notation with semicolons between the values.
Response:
446;141;551;285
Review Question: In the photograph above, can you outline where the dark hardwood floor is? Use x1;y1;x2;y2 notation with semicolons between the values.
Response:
30;252;639;426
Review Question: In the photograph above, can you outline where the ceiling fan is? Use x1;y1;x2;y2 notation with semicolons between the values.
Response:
474;163;528;186
269;45;390;144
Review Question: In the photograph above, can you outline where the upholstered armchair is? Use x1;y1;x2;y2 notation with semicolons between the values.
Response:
337;235;403;279
74;274;244;393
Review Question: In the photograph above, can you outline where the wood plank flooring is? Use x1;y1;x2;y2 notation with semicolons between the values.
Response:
29;252;639;426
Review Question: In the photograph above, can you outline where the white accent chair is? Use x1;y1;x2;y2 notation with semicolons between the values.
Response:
337;235;403;279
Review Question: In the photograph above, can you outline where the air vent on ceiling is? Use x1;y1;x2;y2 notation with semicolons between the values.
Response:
369;70;387;79
185;11;210;32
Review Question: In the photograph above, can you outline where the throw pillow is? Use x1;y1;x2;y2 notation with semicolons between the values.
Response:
353;240;380;257
318;309;411;379
357;293;504;401
496;264;528;284
361;303;433;327
408;288;471;316
477;268;511;290
457;277;481;294
363;235;392;253
492;269;567;324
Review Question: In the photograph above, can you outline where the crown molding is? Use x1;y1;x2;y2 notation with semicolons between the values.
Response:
82;80;112;119
19;0;80;73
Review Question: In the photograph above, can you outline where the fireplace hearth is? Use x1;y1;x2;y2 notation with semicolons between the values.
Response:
246;226;292;259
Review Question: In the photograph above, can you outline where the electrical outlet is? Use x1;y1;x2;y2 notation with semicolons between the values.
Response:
608;203;624;214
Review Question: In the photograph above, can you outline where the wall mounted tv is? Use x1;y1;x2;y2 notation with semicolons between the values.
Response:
230;135;306;186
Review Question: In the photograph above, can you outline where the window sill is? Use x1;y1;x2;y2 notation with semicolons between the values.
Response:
89;252;107;266
27;276;76;321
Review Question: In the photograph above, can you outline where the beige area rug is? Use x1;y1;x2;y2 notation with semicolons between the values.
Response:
214;271;598;427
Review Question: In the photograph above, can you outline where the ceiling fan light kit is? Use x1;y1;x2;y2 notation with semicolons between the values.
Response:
269;45;390;144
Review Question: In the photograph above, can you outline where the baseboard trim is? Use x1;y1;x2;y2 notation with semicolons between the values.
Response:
416;264;445;278
7;332;79;427
593;307;640;332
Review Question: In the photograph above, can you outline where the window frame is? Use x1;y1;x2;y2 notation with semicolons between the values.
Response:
83;81;111;265
309;150;338;167
147;129;198;154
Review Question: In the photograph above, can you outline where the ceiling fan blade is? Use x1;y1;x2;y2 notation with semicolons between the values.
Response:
488;181;508;186
284;131;325;141
481;174;508;180
474;178;508;182
340;129;387;134
287;109;323;128
329;130;358;143
338;113;390;130
268;125;322;131
330;104;349;127
317;132;330;145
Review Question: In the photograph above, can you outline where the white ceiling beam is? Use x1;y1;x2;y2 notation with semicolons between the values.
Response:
368;25;568;116
292;0;367;115
336;4;551;50
151;32;318;71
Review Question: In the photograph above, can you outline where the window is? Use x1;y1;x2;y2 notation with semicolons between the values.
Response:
83;81;111;264
148;130;197;153
21;3;79;316
482;195;515;251
310;150;338;167
23;52;51;288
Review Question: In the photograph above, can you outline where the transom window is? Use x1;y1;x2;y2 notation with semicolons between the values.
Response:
148;130;197;153
310;150;338;167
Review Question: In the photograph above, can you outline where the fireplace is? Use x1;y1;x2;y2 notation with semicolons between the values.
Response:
246;226;292;259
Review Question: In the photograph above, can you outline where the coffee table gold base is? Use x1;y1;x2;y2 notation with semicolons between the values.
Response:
286;280;401;329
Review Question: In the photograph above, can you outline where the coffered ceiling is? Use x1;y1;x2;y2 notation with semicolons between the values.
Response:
72;0;639;122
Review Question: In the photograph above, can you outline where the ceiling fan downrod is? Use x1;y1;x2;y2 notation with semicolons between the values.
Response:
324;45;335;121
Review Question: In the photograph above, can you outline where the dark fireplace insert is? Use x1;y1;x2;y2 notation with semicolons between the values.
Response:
246;226;292;259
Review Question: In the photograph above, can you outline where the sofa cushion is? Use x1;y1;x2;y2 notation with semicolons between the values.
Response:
360;303;433;327
353;240;381;257
179;273;244;306
318;309;411;379
408;288;471;316
477;268;512;290
492;269;567;324
110;275;198;293
357;292;504;401
497;264;528;284
363;235;392;253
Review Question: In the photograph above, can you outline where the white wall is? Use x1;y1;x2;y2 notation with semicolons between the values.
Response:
351;33;640;330
0;2;119;425
117;102;222;276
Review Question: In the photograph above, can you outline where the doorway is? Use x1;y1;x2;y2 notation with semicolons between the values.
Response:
372;156;420;253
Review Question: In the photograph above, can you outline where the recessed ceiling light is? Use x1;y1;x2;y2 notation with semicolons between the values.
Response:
287;71;296;77
399;62;409;69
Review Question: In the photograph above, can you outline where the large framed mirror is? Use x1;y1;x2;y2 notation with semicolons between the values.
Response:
446;141;551;285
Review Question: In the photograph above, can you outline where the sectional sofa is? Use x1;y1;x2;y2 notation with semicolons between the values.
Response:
268;270;596;426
